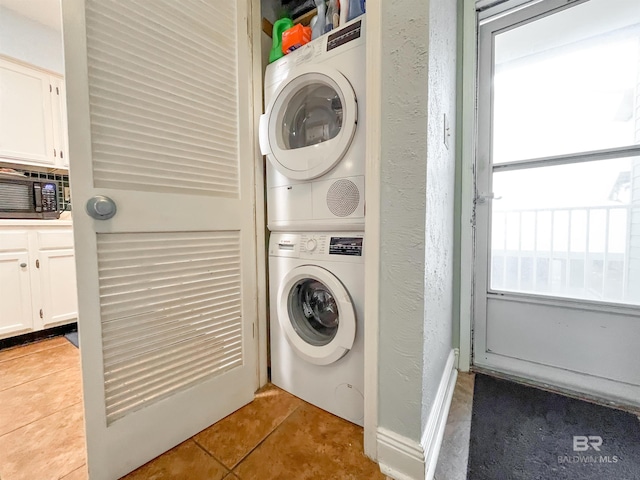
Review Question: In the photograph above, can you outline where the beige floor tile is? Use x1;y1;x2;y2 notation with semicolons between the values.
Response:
234;403;385;480
0;402;86;480
60;465;88;480
194;384;302;469
0;343;79;392
0;365;82;436
0;337;70;364
122;440;228;480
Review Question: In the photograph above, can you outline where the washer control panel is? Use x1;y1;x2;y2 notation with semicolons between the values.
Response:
300;234;328;255
270;233;364;263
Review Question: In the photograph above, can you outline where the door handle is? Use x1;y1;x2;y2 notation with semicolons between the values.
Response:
86;195;117;220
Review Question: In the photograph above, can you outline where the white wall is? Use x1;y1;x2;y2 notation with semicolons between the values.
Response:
377;0;430;441
421;0;458;436
0;5;64;73
376;0;457;446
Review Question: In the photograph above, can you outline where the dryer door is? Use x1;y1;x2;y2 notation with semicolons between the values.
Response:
277;265;356;365
259;64;358;181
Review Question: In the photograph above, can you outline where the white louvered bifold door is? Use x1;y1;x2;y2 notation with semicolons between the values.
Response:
62;1;259;478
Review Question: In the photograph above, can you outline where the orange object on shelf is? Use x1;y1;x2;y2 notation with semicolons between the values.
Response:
282;24;312;54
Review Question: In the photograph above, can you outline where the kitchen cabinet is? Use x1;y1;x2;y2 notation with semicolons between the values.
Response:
0;245;34;337
0;222;77;340
0;56;69;169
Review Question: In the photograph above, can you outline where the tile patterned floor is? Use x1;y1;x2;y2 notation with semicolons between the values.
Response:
0;336;473;480
125;384;386;480
0;337;86;480
0;337;384;480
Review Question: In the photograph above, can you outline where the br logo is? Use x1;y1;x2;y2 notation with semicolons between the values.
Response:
573;436;603;452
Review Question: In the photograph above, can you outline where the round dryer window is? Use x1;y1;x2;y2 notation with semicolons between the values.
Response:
261;65;358;181
282;84;343;150
278;265;356;366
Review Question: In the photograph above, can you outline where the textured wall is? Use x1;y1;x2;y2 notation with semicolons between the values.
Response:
377;0;430;441
421;0;458;434
377;0;457;442
0;6;64;73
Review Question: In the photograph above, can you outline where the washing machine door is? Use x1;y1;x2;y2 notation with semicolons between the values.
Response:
259;64;358;181
278;265;356;366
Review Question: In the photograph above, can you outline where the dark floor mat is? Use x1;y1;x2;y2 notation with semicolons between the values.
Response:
468;374;640;480
64;331;79;348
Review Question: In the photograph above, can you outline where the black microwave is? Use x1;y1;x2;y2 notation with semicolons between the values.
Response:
0;173;60;219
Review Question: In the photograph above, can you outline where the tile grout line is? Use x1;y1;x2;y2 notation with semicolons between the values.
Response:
230;402;305;474
0;362;81;394
191;438;233;477
0;341;74;365
58;463;86;480
0;400;83;439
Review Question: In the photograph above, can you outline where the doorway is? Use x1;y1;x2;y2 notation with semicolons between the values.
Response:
473;0;640;406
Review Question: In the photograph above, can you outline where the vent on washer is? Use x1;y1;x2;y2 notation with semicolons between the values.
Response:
326;179;360;217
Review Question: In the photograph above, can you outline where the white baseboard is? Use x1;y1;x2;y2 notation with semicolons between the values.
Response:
422;349;458;480
377;428;425;480
377;349;458;480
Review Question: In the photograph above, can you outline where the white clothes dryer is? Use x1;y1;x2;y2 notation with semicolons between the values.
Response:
260;18;366;232
268;231;365;425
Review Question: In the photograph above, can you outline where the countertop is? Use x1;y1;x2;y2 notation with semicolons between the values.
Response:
0;219;73;227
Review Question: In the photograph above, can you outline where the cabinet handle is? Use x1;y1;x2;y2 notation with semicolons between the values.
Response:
36;259;40;268
19;263;27;268
39;309;43;319
53;148;57;158
60;151;64;159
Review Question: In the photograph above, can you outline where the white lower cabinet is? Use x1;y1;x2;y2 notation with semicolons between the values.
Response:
39;248;78;328
0;224;77;340
0;250;34;337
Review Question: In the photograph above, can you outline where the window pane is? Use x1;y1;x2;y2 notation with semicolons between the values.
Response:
490;157;640;305
492;0;640;163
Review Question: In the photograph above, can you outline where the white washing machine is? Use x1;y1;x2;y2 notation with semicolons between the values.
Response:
269;231;364;425
259;17;366;232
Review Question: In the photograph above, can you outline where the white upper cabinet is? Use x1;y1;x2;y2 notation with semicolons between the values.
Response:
50;76;70;168
0;56;69;169
0;58;55;166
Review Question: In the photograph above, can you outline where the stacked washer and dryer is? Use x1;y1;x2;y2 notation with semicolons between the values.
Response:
259;17;366;426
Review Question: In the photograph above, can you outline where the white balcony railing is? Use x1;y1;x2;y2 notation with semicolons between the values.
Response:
490;205;640;305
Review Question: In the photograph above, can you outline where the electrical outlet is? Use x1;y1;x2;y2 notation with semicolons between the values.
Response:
444;113;451;150
64;187;71;202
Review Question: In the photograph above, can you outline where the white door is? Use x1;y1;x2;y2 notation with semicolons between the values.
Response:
0;251;33;338
0;58;55;166
474;0;640;406
62;1;259;479
259;65;358;180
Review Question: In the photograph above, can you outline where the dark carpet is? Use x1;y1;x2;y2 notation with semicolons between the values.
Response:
64;331;79;348
468;374;640;480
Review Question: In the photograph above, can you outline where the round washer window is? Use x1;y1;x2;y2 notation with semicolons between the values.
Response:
280;80;343;150
288;278;339;346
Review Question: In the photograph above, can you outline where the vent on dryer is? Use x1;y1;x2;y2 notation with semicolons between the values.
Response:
326;179;360;217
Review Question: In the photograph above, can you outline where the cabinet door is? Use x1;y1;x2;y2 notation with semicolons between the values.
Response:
0;252;34;337
0;59;55;166
50;76;70;168
39;248;78;327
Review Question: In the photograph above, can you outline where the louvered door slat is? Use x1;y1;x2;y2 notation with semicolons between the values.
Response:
97;231;243;424
86;0;239;197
